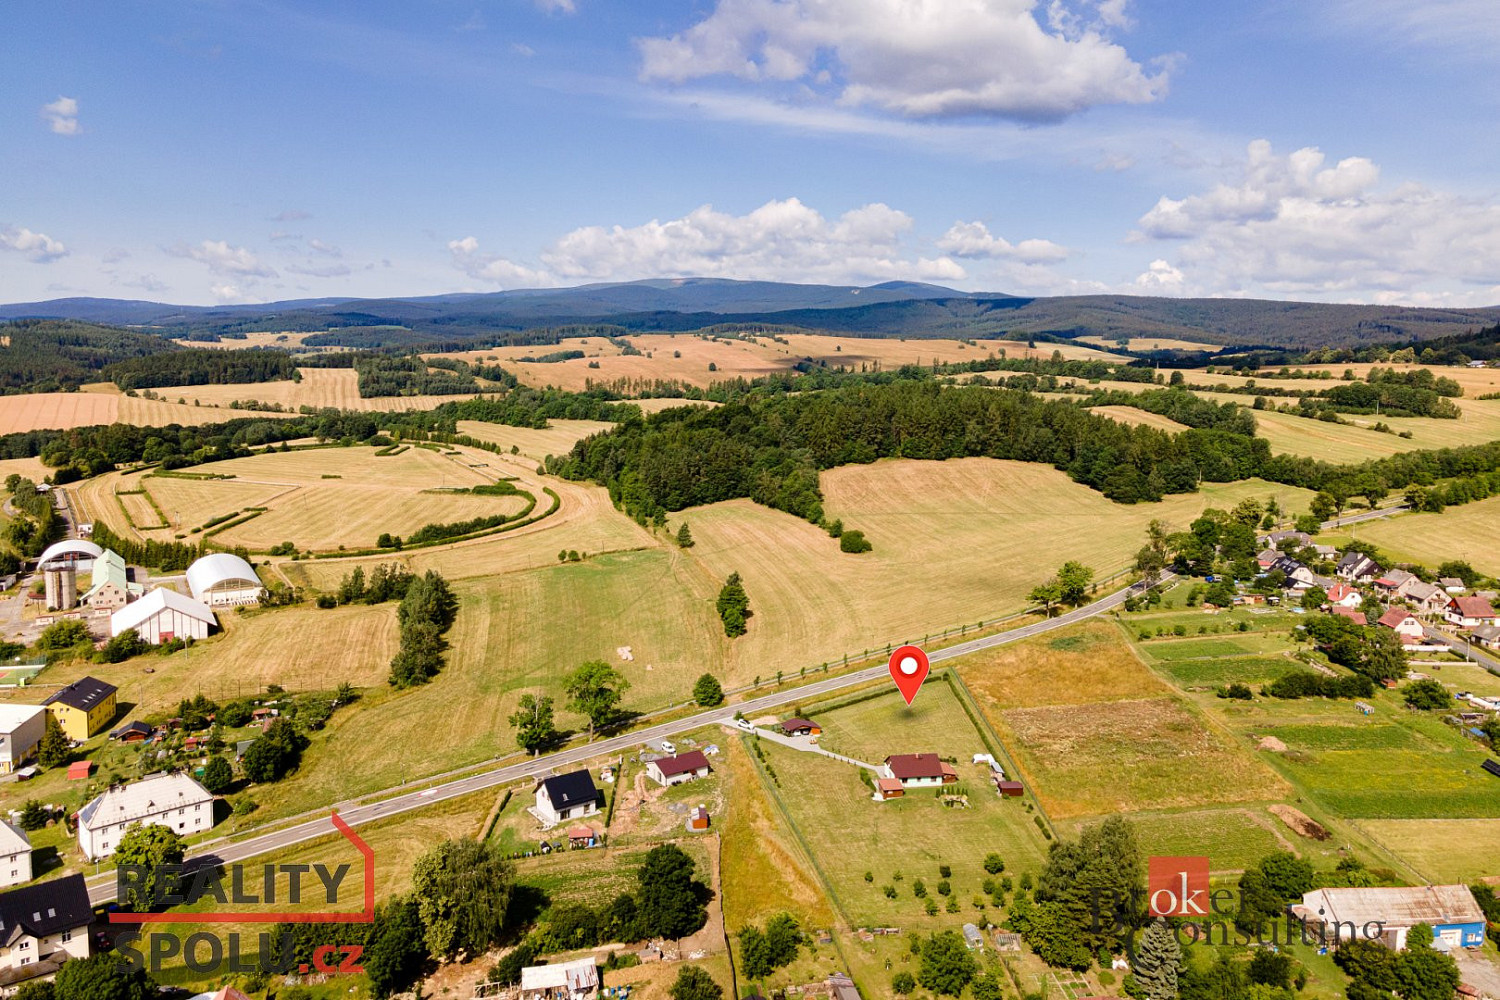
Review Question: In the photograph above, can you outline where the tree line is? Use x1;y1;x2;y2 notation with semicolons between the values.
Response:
104;348;297;390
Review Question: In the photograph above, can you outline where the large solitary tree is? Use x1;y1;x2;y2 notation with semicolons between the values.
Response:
508;693;558;755
412;838;515;958
114;823;187;912
564;660;630;740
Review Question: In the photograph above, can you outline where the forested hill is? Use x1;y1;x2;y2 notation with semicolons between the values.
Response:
0;319;178;393
3;280;1499;352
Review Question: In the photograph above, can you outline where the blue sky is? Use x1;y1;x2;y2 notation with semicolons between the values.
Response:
4;0;1499;306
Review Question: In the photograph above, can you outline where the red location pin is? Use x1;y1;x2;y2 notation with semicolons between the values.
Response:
889;644;930;705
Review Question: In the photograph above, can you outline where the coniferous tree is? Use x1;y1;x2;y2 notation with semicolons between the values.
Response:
716;572;752;637
1133;918;1183;1000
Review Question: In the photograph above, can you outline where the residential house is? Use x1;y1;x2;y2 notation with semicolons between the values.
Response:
646;750;711;787
1447;596;1500;630
0;707;45;775
1439;577;1468;594
109;721;153;743
533;771;599;828
1405;581;1450;617
520;958;598;1000
1375;570;1419;599
779;718;821;737
1377;607;1425;641
1336;552;1382;583
827;972;862;1000
1331;607;1368;626
1295;885;1485;951
1261;530;1312;551
1325;583;1363;608
0;822;30;888
42;677;118;741
1469;624;1500;651
0;872;92;990
882;754;958;788
1255;548;1280;570
76;772;216;861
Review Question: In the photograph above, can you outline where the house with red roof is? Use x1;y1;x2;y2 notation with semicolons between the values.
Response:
1325;583;1363;608
1331;607;1367;625
1377;607;1424;640
1446;596;1500;630
646;750;711;787
882;754;958;789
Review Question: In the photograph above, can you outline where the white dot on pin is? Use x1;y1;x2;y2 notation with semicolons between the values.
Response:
900;656;919;675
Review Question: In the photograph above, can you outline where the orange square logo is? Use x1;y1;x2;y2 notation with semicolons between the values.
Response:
1148;856;1210;917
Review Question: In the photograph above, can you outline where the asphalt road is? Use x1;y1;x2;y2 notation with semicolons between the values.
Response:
1422;625;1500;677
85;573;1167;905
1322;504;1410;529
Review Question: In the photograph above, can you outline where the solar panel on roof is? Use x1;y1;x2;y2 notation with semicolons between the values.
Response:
1482;759;1500;778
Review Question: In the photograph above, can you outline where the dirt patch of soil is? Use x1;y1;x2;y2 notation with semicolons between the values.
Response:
1257;735;1288;752
1269;804;1330;841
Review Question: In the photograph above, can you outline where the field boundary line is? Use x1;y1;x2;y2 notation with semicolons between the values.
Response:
941;668;1058;840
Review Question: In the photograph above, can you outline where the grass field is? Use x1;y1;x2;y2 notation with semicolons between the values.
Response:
81;445;533;553
750;683;1050;928
1361;819;1500;883
1353;497;1500;578
678;460;1312;681
1071;808;1292;873
1088;405;1190;432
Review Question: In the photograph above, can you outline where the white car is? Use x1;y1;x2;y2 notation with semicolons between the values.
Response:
659;740;677;755
734;718;756;732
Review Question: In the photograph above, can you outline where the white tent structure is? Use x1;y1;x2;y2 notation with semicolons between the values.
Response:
36;538;103;571
186;553;263;607
111;587;217;644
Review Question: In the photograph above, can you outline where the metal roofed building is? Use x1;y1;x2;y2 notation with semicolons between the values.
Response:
35;539;103;571
0;706;46;774
76;772;216;861
1297;885;1486;951
186;553;263;607
110;587;216;644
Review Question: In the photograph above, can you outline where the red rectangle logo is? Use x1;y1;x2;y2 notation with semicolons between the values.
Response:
1148;855;1209;917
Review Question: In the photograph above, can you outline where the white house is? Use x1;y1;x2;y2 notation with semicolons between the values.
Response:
0;706;46;775
0;822;31;888
1325;583;1363;608
110;587;217;644
1404;581;1449;617
1447;596;1500;630
0;873;91;989
1377;607;1425;640
81;549;142;612
882;754;958;788
1336;552;1382;583
533;771;599;828
646;750;711;787
76;772;216;861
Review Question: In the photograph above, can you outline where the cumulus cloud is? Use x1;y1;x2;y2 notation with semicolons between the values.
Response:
307;238;342;257
1;225;68;262
537;0;575;12
210;284;245;303
637;0;1169;121
40;96;80;135
937;221;1067;263
450;198;969;287
123;274;170;294
171;239;277;278
1133;259;1184;290
1131;140;1500;302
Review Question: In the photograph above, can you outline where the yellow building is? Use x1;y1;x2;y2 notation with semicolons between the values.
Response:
43;676;118;741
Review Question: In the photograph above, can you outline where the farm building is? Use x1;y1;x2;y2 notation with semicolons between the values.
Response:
1440;577;1468;593
780;717;821;737
0;705;46;774
874;777;905;801
533;770;599;827
646;750;711;787
1296;885;1486;950
81;549;142;612
43;676;118;740
519;957;597;1000
1377;607;1424;640
36;538;102;572
76;771;216;860
1261;530;1311;550
0;873;92;989
0;821;31;888
882;754;958;788
827;972;862;1000
187;553;263;607
111;587;217;644
1446;596;1500;629
109;721;154;743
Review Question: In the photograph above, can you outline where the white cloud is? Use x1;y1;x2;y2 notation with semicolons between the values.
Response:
937;221;1068;263
512;42;536;57
1326;0;1500;58
123;274;170;294
1133;258;1184;290
1131;140;1500;303
1;225;68;262
171;239;277;278
537;0;575;13
271;209;311;222
450;198;969;288
637;0;1169;121
40;96;80;135
210;284;245;303
308;238;342;257
101;247;131;264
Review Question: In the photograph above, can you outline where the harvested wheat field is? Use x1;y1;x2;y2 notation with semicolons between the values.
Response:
0;456;50;482
1079;335;1224;353
172;331;328;350
0;390;231;434
493;333;791;391
140;367;497;412
776;332;1125;365
1353;496;1500;578
455;418;615;462
1089;405;1191;432
277;463;653;590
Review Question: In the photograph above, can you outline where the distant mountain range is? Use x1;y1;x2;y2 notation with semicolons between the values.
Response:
3;278;1497;352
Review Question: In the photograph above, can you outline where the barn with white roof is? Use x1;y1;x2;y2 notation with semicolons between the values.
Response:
111;587;217;644
186;553;263;607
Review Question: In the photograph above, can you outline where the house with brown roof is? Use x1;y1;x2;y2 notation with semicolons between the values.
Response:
779;718;821;737
1469;624;1500;650
1325;583;1362;608
873;777;906;801
1377;607;1425;640
1331;607;1367;625
1446;596;1500;630
645;750;711;787
882;754;957;788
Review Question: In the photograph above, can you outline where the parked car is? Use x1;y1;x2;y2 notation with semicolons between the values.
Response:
659;740;676;755
734;718;755;732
